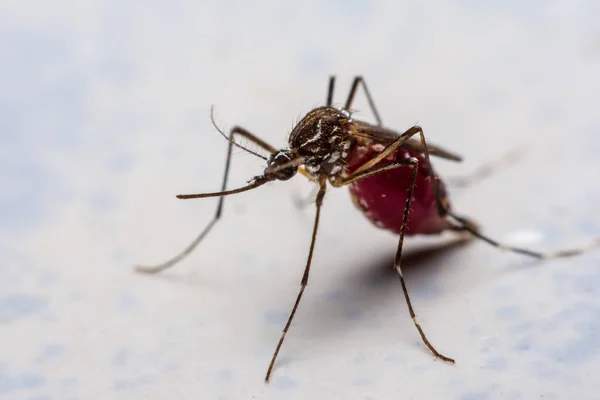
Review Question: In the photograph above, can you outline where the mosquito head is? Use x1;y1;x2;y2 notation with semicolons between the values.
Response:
264;149;299;181
288;106;354;180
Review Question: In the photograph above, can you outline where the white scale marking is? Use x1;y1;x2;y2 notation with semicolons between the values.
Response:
359;197;369;210
328;151;340;163
300;119;323;148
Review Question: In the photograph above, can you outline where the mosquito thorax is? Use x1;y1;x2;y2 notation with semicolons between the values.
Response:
264;149;298;181
288;106;355;181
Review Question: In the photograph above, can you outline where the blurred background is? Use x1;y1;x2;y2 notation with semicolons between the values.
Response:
2;1;600;399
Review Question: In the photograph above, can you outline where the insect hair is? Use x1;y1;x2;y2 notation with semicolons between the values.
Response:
210;105;268;161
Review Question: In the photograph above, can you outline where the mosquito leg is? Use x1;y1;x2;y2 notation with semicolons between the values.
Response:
393;158;455;362
333;159;414;186
344;76;383;126
434;146;599;259
334;158;455;362
447;149;523;189
135;126;276;274
446;213;600;260
265;178;327;383
326;76;335;106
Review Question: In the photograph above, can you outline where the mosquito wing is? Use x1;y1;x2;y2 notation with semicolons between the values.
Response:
352;120;463;162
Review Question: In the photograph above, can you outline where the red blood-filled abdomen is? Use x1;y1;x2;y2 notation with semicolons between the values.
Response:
345;140;451;235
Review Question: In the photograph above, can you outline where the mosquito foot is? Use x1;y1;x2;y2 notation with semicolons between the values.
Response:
134;265;163;274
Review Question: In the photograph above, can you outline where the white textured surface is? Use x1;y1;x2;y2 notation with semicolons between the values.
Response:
2;1;600;399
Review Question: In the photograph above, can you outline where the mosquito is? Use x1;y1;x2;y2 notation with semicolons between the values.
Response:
136;76;600;383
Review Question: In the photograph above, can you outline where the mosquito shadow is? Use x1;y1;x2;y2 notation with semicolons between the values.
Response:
295;236;473;351
351;235;473;285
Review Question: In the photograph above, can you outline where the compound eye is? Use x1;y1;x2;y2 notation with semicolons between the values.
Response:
277;166;297;181
266;150;298;181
